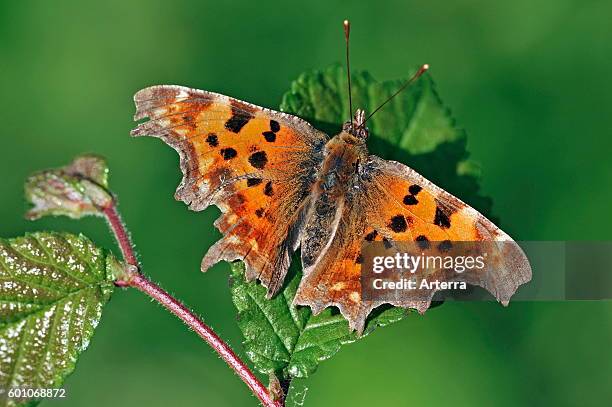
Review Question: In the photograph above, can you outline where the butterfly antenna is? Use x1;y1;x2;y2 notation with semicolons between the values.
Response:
343;19;354;132
360;64;430;127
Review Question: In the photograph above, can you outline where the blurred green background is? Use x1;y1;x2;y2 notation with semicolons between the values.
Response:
1;0;610;406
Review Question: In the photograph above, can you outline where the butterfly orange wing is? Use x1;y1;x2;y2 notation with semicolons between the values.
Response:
294;156;531;333
132;85;327;294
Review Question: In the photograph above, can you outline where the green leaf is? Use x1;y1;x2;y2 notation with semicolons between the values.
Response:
0;232;116;407
25;155;113;220
230;261;408;380
232;66;492;381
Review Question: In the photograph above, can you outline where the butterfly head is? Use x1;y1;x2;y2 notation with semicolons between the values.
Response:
342;108;369;141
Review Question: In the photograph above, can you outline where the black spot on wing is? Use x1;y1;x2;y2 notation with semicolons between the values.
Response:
224;103;254;133
205;133;218;147
415;235;430;249
270;120;280;132
248;151;268;169
434;207;451;228
255;208;264;218
383;237;392;249
403;195;418;205
364;230;378;241
389;214;408;233
403;184;422;205
438;240;452;252
220;148;237;160
264;181;274;196
246;178;262;187
408;184;422;195
263;131;276;142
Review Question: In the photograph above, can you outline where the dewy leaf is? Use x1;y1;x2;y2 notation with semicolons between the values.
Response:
231;66;493;380
231;261;409;380
25;155;113;220
0;232;115;406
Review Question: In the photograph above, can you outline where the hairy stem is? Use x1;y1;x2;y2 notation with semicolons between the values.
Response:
128;273;282;407
103;203;138;266
103;201;282;407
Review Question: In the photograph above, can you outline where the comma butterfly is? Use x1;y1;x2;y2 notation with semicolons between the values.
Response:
131;21;531;333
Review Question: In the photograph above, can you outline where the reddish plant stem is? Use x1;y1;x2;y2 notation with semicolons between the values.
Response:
102;202;282;407
128;273;281;407
103;203;138;266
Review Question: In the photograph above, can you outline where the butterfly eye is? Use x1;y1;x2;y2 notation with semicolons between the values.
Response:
356;126;369;140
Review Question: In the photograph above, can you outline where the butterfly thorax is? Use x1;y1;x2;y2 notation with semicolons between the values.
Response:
315;108;370;194
316;133;368;195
